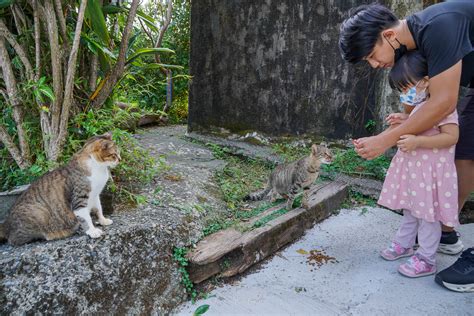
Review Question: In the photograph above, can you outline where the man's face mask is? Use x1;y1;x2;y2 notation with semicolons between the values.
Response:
385;35;408;63
400;82;428;106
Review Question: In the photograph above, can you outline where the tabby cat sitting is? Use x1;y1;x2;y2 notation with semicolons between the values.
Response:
0;133;120;246
246;143;332;210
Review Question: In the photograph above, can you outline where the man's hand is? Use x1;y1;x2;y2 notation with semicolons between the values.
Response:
352;134;392;160
386;112;409;126
397;134;419;152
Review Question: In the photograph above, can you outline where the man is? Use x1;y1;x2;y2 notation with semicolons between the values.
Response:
339;1;474;292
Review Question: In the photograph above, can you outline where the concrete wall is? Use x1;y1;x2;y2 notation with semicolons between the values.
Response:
188;0;423;139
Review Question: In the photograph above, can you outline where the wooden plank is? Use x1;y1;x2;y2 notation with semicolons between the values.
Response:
187;181;348;283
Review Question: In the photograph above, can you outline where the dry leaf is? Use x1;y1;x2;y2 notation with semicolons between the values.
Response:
296;249;309;255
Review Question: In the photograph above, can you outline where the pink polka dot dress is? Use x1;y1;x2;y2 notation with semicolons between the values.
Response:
378;104;460;228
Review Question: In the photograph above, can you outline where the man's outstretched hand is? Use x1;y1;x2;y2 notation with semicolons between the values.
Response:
352;135;391;160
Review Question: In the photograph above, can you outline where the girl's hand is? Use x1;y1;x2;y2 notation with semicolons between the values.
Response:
386;113;409;125
397;134;419;152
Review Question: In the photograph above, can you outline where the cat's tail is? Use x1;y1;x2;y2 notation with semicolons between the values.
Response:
244;187;271;201
0;222;7;243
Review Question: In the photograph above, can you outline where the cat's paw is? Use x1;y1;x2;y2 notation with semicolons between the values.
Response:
86;227;104;238
99;217;113;226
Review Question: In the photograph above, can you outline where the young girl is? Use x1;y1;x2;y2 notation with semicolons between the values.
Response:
377;51;460;278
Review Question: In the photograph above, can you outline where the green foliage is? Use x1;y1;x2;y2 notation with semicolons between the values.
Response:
272;142;311;163
214;156;271;210
202;221;232;237
168;90;189;124
364;119;377;134
0;153;51;191
252;208;289;229
323;148;390;181
117;0;191;122
26;77;55;105
0;0;14;9
207;143;233;160
340;189;377;209
173;247;197;301
86;0;110;44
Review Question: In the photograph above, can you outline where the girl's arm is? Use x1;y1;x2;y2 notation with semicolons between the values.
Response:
396;123;459;152
385;104;414;126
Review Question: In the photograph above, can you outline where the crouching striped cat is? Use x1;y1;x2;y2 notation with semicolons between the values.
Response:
246;143;332;210
0;133;120;246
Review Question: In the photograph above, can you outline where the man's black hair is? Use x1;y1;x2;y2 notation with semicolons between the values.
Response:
389;51;428;92
339;3;399;63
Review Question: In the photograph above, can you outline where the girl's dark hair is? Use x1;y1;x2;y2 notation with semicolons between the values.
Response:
339;3;399;63
389;51;428;91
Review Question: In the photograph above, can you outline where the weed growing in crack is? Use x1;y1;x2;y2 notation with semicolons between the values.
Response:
173;247;197;301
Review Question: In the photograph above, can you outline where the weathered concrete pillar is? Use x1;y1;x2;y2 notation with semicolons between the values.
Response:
188;0;422;139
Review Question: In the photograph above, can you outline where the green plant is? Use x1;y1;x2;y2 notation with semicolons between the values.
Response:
272;142;311;163
202;220;232;237
360;207;369;216
214;155;271;210
364;119;377;134
339;189;377;210
252;208;289;229
322;148;390;181
207;143;233;160
173;247;197;301
220;258;231;270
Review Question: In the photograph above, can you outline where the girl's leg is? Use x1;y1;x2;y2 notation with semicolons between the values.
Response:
416;220;442;266
381;210;417;261
393;209;418;249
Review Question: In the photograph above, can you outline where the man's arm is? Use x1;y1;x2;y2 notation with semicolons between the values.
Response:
354;61;462;159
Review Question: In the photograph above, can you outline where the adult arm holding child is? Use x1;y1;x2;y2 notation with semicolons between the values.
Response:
397;122;459;152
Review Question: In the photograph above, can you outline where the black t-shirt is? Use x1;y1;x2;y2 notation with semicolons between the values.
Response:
407;1;474;87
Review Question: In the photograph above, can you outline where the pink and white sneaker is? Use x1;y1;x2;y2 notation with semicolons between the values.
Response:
398;255;436;278
380;242;414;261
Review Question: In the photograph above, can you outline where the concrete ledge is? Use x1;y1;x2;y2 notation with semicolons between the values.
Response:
186;131;284;165
187;181;348;283
0;206;190;314
0;185;29;222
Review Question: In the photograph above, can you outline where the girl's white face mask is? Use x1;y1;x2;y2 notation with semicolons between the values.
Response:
399;81;429;106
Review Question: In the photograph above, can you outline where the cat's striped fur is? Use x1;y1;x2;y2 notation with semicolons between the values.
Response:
0;133;120;246
246;143;332;210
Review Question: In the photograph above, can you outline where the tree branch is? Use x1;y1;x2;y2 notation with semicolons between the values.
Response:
0;124;28;169
53;0;69;50
41;0;64;136
154;0;173;55
33;0;41;80
0;19;34;81
0;37;31;168
51;0;88;161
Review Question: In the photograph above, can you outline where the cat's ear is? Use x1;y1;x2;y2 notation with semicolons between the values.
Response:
101;132;112;141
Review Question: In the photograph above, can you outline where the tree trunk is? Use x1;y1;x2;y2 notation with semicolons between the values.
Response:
41;0;64;144
0;37;31;168
0;36;31;169
49;0;88;162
